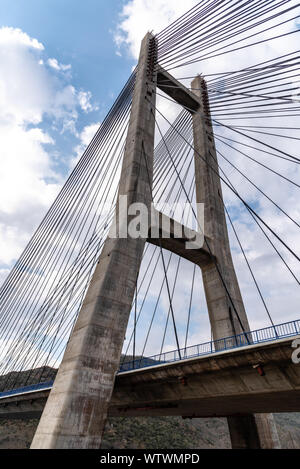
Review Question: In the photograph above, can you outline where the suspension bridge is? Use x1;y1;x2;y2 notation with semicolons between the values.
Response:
0;0;300;449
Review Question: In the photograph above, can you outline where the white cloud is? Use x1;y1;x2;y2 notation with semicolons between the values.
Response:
0;26;98;270
79;122;100;146
0;26;44;51
71;122;100;168
0;121;60;265
78;90;98;113
47;57;71;72
114;0;199;59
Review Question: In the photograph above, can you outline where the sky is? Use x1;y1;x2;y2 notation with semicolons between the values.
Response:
0;0;300;361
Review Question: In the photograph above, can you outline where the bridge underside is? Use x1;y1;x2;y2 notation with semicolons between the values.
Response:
1;337;299;420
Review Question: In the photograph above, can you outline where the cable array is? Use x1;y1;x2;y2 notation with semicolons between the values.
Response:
0;72;135;391
157;0;299;71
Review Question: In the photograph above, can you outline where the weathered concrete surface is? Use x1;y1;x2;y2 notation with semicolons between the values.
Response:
147;209;214;268
227;415;261;449
157;65;200;112
30;33;157;449
254;413;281;449
2;337;300;421
228;413;281;449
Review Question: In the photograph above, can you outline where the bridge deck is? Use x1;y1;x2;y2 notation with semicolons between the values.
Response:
0;320;300;419
0;319;299;401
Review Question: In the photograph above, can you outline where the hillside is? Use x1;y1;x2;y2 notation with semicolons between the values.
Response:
0;413;299;449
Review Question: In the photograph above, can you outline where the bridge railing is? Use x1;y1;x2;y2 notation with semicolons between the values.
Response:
1;320;299;397
0;381;53;399
119;319;300;372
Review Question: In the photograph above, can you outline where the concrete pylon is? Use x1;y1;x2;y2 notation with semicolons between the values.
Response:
31;32;157;449
30;33;280;449
191;75;280;449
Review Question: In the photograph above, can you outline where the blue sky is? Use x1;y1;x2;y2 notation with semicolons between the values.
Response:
0;0;137;177
0;0;134;100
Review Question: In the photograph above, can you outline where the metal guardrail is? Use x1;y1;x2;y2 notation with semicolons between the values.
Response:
119;319;300;372
1;319;299;398
0;381;53;399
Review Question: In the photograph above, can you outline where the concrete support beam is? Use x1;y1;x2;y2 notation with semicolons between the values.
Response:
30;32;157;449
157;65;200;112
147;209;214;268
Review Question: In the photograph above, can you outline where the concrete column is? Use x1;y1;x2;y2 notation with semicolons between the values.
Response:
191;75;280;449
31;32;157;449
191;75;249;340
228;414;281;449
254;413;281;449
227;415;260;449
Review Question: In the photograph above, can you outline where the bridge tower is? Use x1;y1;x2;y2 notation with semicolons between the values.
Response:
31;33;280;449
